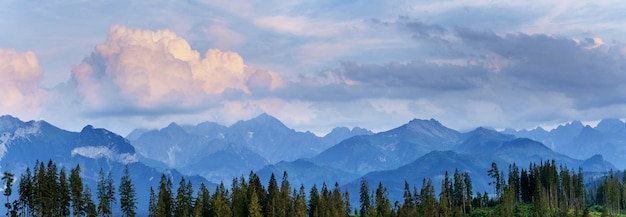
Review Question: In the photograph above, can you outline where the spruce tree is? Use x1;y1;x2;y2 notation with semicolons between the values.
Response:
211;182;232;217
58;168;71;216
97;169;115;217
359;178;370;217
278;172;291;217
83;185;98;217
2;171;14;217
308;184;320;217
374;182;392;217
230;177;248;217
119;166;137;217
148;187;157;217
174;177;192;217
265;173;279;217
18;167;34;216
292;185;307;217
248;191;263;217
70;165;84;216
156;174;173;217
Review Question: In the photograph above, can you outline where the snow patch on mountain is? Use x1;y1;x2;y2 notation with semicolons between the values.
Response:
71;146;138;164
0;133;9;160
14;121;41;138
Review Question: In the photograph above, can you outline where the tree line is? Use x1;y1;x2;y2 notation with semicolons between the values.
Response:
2;159;626;217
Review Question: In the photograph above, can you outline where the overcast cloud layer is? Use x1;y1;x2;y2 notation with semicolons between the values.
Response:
1;0;626;135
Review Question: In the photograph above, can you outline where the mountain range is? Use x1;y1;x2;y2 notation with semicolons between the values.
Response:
0;115;212;215
503;118;626;168
0;113;623;213
128;113;373;184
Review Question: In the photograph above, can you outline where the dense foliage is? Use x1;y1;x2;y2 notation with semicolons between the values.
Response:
2;159;626;216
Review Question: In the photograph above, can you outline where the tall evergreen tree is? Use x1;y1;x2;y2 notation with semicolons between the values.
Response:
97;169;115;217
18;167;34;216
359;178;370;217
419;178;437;217
193;183;210;217
374;182;393;217
119;166;137;217
488;162;501;200
174;177;193;217
2;171;14;217
308;184;320;217
83;185;98;217
70;165;84;216
291;185;307;217
210;182;232;217
265;173;279;217
148;187;157;217
278;172;291;217
156;174;173;217
231;177;248;217
248;191;263;217
58;168;71;216
397;181;415;217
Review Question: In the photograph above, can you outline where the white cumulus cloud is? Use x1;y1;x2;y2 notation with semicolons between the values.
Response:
67;25;283;116
0;48;46;120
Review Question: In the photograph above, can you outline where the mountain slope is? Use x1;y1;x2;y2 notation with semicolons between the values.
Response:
0;115;214;215
313;119;461;175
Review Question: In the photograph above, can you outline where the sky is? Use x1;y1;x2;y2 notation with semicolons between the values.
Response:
1;0;626;136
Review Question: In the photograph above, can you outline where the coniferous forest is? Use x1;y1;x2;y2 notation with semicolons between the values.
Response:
2;159;626;217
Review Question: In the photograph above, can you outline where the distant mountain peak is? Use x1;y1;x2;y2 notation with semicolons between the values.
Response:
396;118;458;139
0;115;24;131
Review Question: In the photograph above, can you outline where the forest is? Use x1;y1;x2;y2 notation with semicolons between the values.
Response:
1;159;626;217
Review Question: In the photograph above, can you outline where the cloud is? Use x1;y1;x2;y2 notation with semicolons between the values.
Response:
0;48;45;119
67;25;282;117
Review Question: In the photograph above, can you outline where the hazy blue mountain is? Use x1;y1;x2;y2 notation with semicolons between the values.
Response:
226;113;326;163
322;126;373;147
455;127;515;154
342;150;505;205
313;118;461;175
181;143;269;185
256;159;360;190
505;119;626;169
0;115;214;215
128;113;373;184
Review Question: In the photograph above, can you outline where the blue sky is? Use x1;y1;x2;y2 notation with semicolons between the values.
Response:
1;0;626;135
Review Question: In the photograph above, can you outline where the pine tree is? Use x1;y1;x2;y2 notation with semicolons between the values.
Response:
359;178;370;217
70;165;84;216
174;177;192;217
45;160;60;215
211;182;232;217
119;166;137;217
308;184;320;217
18;167;34;216
230;177;248;217
265;173;279;217
248;191;263;217
398;181;415;217
419;178;437;217
278;171;291;217
488;162;501;201
2;171;14;217
148;187;157;217
97;169;115;217
156;174;173;217
291;185;307;217
83;185;98;217
58;168;71;216
193;183;210;217
374;182;392;217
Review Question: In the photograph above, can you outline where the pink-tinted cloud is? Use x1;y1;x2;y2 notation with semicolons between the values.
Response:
0;48;45;119
68;25;283;116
